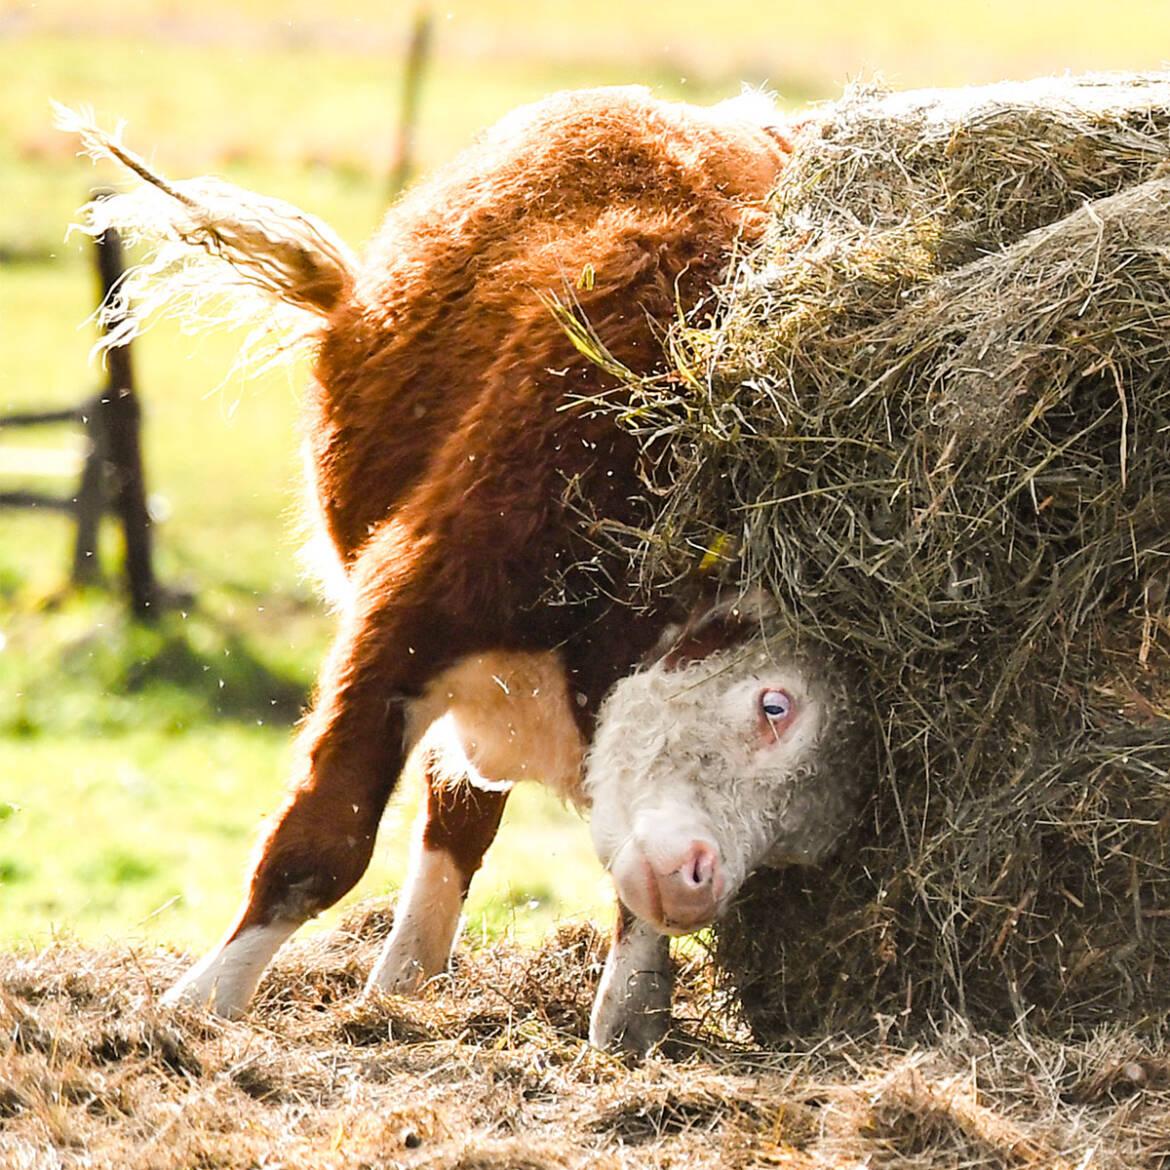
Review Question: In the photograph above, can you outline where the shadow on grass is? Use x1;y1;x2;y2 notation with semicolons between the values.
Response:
2;596;316;738
120;620;311;723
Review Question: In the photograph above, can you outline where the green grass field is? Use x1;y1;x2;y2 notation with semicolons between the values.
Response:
4;0;1170;954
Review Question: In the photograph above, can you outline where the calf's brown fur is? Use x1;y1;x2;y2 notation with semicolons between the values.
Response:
68;86;791;1030
276;88;788;917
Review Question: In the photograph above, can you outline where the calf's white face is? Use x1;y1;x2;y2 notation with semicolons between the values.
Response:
585;640;841;936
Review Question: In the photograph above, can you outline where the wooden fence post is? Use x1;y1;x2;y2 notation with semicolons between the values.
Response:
1;201;160;615
90;218;158;618
70;392;105;584
389;7;434;198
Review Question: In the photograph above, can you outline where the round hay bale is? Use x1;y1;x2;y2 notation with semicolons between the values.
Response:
597;73;1170;1042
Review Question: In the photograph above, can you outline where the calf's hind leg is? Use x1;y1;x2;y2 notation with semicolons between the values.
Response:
165;598;423;1017
367;750;509;994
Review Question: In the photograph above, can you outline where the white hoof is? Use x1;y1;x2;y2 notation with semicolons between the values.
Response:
589;918;672;1057
589;968;671;1056
365;847;466;998
163;920;297;1017
364;947;431;997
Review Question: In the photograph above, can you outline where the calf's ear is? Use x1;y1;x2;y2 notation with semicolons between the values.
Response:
652;587;778;670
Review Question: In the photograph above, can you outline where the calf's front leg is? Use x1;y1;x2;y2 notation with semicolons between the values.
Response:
589;903;672;1056
366;749;509;994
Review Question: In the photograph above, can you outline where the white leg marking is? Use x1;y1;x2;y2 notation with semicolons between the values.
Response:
163;919;298;1018
589;916;672;1056
366;846;465;995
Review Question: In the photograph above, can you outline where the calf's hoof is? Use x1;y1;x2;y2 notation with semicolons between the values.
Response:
161;919;298;1018
163;963;248;1018
588;968;671;1058
364;953;431;998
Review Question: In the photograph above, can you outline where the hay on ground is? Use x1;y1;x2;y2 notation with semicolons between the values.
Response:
4;913;1170;1168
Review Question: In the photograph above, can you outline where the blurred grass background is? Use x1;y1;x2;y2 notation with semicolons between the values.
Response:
3;0;1170;954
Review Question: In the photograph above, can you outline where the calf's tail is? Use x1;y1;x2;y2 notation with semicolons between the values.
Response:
54;103;357;358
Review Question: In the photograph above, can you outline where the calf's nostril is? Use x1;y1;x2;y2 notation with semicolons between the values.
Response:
681;841;717;889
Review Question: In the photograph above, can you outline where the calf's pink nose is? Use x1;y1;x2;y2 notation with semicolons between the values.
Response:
655;840;723;929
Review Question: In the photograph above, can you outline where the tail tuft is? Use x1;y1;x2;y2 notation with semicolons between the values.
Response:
54;103;358;363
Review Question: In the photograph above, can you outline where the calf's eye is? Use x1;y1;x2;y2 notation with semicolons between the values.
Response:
761;689;792;721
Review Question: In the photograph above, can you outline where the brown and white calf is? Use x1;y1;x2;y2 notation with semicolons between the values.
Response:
67;86;858;1053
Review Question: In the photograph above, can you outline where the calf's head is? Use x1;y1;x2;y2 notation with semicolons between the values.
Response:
584;603;859;936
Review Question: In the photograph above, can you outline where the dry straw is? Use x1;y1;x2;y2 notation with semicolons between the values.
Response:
6;912;1170;1167
585;73;1170;1042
